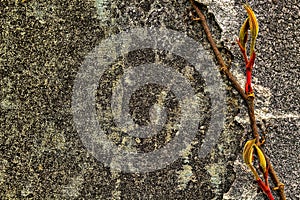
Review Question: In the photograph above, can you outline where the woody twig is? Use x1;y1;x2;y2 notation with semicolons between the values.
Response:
189;1;286;199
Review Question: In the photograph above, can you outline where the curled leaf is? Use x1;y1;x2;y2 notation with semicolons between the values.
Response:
244;4;259;56
239;17;250;51
243;139;260;180
254;144;267;173
243;138;256;165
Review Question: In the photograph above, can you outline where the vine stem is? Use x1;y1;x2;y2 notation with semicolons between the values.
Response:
189;0;286;199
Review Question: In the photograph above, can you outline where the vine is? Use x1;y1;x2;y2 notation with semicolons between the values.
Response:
189;1;286;199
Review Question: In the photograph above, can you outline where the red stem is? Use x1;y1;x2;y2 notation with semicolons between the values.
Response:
257;179;275;200
245;68;252;94
237;39;249;64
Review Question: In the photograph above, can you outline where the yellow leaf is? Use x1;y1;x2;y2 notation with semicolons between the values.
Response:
254;144;267;173
244;4;259;56
243;139;261;180
239;17;250;50
243;138;256;165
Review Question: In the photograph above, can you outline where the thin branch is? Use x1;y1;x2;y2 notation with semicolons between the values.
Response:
189;0;258;139
189;1;286;199
267;158;286;199
189;0;248;101
247;97;260;144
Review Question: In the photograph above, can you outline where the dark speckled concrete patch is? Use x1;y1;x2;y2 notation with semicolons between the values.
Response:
1;0;298;199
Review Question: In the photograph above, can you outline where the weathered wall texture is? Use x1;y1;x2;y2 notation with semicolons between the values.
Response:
0;0;299;199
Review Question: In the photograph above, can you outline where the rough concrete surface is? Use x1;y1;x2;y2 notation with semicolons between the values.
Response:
0;0;299;199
